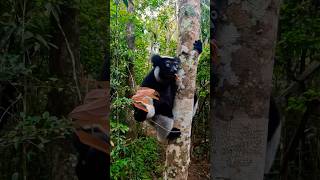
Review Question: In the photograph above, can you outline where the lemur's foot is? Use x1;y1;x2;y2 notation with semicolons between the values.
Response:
167;127;181;141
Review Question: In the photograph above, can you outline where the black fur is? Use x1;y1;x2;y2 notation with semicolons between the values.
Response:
167;127;182;140
134;55;181;140
73;129;110;180
134;55;180;121
268;97;280;141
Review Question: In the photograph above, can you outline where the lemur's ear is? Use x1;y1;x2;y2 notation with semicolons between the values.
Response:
151;55;161;67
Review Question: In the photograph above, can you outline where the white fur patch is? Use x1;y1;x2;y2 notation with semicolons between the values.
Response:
161;56;175;59
154;66;161;82
153;115;174;143
145;104;155;119
193;99;198;118
265;121;281;173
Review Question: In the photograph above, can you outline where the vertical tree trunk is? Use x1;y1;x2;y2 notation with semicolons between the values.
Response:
164;0;201;179
211;0;281;179
48;3;81;116
126;0;135;92
125;0;137;138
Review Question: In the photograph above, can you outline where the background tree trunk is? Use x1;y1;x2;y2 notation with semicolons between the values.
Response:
126;0;135;92
210;0;281;179
48;3;81;116
125;0;137;138
164;0;201;179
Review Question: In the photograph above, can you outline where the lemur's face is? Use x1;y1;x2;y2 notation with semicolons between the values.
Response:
161;57;181;78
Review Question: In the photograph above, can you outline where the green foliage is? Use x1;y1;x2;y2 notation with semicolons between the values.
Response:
287;89;320;113
79;0;108;77
271;1;320;179
197;42;210;97
111;120;162;179
0;112;73;150
111;137;163;180
0;0;106;179
111;121;129;135
275;0;320;82
0;112;74;180
0;55;32;81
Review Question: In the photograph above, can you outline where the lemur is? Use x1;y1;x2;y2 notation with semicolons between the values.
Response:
133;40;202;142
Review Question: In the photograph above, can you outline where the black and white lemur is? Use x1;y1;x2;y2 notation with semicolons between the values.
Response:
133;40;202;142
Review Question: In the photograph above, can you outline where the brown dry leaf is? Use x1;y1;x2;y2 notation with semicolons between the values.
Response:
70;97;109;120
131;87;159;112
84;89;109;103
76;130;110;154
133;102;148;112
69;82;110;155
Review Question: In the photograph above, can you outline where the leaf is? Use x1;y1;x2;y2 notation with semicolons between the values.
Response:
42;111;50;119
37;143;44;149
48;77;58;81
35;34;49;49
48;42;58;49
23;33;34;44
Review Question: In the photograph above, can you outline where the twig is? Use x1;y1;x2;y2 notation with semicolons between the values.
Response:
53;12;82;102
0;94;22;124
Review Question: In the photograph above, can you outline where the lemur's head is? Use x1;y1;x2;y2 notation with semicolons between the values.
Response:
151;55;181;80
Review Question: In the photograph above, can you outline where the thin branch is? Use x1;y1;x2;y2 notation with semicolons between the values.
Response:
0;94;22;124
53;12;82;102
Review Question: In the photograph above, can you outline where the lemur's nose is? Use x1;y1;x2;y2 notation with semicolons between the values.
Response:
172;67;177;72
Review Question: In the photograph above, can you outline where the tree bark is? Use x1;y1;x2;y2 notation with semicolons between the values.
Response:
211;0;281;179
48;3;81;116
164;0;201;179
125;0;137;138
126;0;135;92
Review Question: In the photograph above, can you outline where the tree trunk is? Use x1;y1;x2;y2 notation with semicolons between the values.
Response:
164;0;201;179
126;0;137;138
126;0;135;92
48;3;81;116
211;0;281;179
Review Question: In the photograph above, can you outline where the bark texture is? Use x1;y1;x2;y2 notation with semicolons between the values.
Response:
164;0;201;179
211;0;281;179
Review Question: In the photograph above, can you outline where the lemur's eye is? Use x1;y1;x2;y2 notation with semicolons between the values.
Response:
165;63;170;67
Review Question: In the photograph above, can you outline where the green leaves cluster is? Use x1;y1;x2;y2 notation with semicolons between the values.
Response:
275;0;320;80
287;89;320;113
0;112;73;150
111;137;162;180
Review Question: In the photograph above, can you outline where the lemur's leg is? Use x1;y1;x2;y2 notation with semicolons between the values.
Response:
152;115;181;143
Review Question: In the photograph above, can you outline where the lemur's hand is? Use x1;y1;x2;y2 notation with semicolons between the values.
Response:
193;40;202;54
